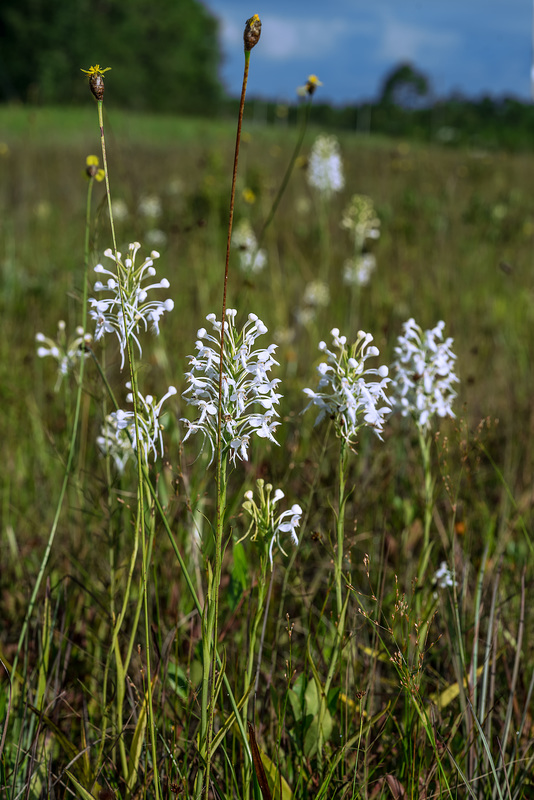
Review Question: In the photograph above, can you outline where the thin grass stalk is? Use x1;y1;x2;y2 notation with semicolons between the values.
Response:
499;569;526;790
10;165;94;683
480;557;502;781
256;93;314;248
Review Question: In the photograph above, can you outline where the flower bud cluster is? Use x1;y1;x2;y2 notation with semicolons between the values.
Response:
304;328;391;443
89;242;174;369
341;194;380;251
390;318;459;432
181;310;281;464
241;479;302;568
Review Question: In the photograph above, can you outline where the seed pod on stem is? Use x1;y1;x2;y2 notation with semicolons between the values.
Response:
80;64;111;101
244;14;261;51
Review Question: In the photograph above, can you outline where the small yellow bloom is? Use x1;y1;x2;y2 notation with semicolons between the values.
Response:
80;65;111;78
81;65;111;101
298;74;323;97
242;188;256;205
85;155;105;181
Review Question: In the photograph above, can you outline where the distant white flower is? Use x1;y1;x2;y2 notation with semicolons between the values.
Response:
145;228;167;248
241;479;302;568
303;280;330;308
433;561;456;589
308;134;344;198
181;310;282;464
303;328;391;443
231;220;267;275
36;321;92;391
138;195;162;218
99;383;177;468
110;199;129;222
89;242;174;369
390;319;459;432
96;414;135;474
343;254;376;287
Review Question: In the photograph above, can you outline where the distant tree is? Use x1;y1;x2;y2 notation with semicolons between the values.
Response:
0;0;223;113
379;62;432;109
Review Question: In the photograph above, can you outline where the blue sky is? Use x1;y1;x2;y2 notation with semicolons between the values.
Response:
202;1;532;105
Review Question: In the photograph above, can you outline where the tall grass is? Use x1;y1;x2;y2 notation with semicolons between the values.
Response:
1;32;534;800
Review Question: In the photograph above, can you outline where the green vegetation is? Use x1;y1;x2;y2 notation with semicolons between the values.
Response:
0;0;222;112
1;88;534;799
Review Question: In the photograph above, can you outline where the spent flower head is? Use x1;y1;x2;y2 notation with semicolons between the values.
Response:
304;328;391;444
89;242;174;369
36;321;92;391
390;318;459;432
99;383;177;467
181;310;281;465
241;479;302;568
308;134;344;198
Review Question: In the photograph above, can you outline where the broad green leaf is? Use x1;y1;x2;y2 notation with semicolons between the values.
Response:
304;677;319;717
260;749;293;800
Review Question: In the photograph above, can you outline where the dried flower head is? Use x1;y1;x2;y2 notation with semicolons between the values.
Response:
244;14;262;51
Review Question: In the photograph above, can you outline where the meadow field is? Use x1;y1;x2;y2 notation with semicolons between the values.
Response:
0;95;533;799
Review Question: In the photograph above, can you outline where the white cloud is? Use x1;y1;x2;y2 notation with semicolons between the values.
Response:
377;16;461;67
219;13;371;62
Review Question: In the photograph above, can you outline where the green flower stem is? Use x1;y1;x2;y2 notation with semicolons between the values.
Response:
335;439;349;619
257;96;313;248
96;98;160;800
417;428;434;582
241;562;268;800
91;351;253;772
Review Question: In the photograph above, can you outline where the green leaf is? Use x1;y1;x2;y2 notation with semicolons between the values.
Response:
66;772;98;800
304;677;319;717
260;750;293;800
303;709;333;758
